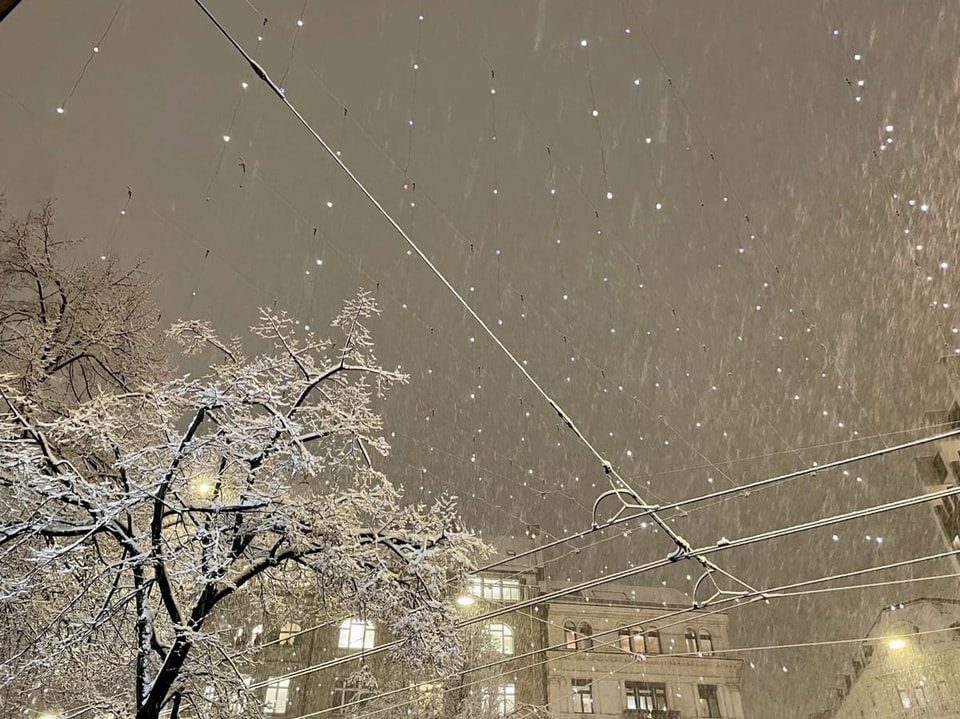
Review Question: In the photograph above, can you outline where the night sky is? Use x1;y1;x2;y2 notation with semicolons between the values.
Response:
3;2;960;717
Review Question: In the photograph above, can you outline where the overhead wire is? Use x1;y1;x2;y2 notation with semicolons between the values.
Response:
187;5;960;713
259;421;960;654
253;475;960;689
290;546;960;719
432;9;869;511
191;0;752;600
289;44;831;512
57;0;124;113
254;52;951;518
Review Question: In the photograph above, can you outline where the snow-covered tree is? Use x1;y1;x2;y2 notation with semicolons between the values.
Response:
0;201;486;719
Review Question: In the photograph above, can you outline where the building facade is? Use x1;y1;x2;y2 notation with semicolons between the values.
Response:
540;584;744;719
915;398;960;575
812;598;960;719
233;561;746;719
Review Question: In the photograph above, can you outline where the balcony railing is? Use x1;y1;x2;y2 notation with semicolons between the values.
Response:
622;710;681;719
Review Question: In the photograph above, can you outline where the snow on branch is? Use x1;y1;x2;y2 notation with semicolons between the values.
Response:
0;207;486;719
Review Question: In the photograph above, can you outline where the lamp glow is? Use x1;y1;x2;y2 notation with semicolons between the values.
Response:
455;595;475;607
888;638;906;650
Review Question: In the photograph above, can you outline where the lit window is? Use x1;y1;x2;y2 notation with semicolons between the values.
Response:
618;627;632;652
685;628;698;653
250;624;263;647
698;684;721;717
624;682;668;712
898;688;912;709
488;623;515;655
698;629;713;654
264;678;289;715
278;622;302;646
338;618;375;649
572;679;594;714
564;621;578;649
467;576;522;601
494;684;517;716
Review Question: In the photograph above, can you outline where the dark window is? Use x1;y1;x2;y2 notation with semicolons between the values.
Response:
684;628;698;653
624;681;667;712
643;628;661;654
577;622;594;650
572;679;594;714
698;684;721;717
333;683;372;714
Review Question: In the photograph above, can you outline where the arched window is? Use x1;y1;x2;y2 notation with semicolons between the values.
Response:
231;627;245;648
488;622;514;655
618;627;632;652
698;629;713;654
643;628;661;654
278;622;302;646
685;628;698;653
338;618;375;649
577;622;594;651
629;628;644;654
564;621;578;650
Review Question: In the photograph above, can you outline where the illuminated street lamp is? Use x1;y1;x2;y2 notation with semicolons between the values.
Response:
193;478;215;499
888;638;907;650
456;594;475;607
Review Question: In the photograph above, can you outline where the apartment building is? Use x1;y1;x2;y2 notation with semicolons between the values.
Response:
540;584;745;719
233;557;745;718
813;598;960;719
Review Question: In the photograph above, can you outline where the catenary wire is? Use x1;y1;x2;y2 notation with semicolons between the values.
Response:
254;479;960;689
191;0;750;596
293;546;960;719
258;423;960;654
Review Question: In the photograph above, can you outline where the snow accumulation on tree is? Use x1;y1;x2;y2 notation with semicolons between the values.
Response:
0;200;488;719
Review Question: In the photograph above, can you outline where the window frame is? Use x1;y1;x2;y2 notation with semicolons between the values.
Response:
338;618;375;650
488;622;515;655
467;575;522;601
333;683;373;711
698;629;713;654
642;627;661;654
483;683;516;717
572;679;595;714
576;621;594;651
278;621;302;646
564;620;578;649
624;681;668;712
698;684;721;718
263;677;290;715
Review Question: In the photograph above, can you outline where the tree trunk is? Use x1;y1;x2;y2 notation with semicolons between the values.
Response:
137;636;191;719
